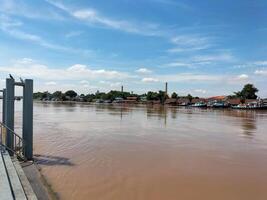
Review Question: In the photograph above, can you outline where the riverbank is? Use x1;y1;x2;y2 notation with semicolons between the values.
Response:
21;160;59;200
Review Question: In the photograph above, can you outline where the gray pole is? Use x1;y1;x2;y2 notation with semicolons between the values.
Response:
2;89;6;124
5;79;15;155
23;79;33;160
165;82;168;95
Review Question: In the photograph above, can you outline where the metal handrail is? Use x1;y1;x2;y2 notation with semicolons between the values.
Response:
0;122;25;160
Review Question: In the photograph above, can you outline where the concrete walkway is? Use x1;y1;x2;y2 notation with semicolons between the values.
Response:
0;150;13;200
0;148;37;200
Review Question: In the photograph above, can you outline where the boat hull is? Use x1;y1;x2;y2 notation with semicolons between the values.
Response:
232;106;267;110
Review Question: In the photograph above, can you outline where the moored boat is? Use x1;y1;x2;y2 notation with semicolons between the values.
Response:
212;102;230;108
232;101;267;110
191;102;207;108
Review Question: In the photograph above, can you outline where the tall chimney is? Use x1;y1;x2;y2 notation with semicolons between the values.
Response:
165;82;168;95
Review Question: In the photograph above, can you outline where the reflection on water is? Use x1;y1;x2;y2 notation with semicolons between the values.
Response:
236;111;257;138
7;102;267;200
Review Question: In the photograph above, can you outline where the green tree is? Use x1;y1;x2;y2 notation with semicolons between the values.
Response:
52;91;63;100
171;92;178;99
33;92;44;100
147;91;159;101
84;94;95;102
234;84;258;99
34;91;51;100
65;90;77;98
187;94;193;103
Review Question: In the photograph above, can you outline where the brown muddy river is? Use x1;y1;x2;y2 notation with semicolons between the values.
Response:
12;102;267;199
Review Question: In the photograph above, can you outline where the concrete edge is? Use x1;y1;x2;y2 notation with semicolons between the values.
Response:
12;158;38;200
33;162;59;200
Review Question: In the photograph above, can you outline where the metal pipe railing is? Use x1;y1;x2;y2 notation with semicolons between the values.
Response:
0;122;25;160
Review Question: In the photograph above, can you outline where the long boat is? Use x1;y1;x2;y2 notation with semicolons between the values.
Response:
191;102;207;108
211;102;230;108
232;104;267;110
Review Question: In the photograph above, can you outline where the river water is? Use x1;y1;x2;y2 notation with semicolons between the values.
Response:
7;102;267;199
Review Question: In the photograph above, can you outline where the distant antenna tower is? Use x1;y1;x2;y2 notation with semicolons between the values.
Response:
121;85;124;93
165;82;168;95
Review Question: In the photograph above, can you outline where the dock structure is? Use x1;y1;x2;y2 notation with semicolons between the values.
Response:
1;78;33;160
1;76;37;199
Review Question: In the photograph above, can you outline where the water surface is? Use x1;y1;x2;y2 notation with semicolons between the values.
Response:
9;102;267;199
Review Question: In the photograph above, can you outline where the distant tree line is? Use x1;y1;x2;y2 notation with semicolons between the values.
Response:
34;90;138;102
33;83;260;103
33;89;199;103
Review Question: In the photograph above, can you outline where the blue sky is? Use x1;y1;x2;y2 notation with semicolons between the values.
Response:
0;0;267;97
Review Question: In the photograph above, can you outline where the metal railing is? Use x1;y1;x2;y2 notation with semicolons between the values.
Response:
0;122;25;160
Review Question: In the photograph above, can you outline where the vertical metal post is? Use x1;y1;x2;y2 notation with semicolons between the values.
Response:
2;89;6;124
165;82;168;95
5;79;15;155
23;79;33;160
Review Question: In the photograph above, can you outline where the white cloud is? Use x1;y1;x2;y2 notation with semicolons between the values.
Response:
194;89;207;94
0;0;65;20
72;9;97;20
0;59;131;81
233;60;267;69
0;14;22;28
237;74;249;80
99;80;109;84
16;58;34;64
255;69;267;76
79;80;89;85
45;0;162;36
253;61;267;66
155;73;222;82
151;0;191;9
166;62;192;68
110;82;122;87
192;53;234;63
65;31;83;38
67;64;87;72
164;52;234;69
45;81;57;86
3;28;77;52
233;64;249;69
136;68;152;74
98;80;122;88
142;77;159;83
226;74;250;84
168;35;211;53
0;15;93;54
0;20;62;50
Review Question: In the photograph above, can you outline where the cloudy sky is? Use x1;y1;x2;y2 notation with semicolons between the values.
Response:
0;0;267;97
